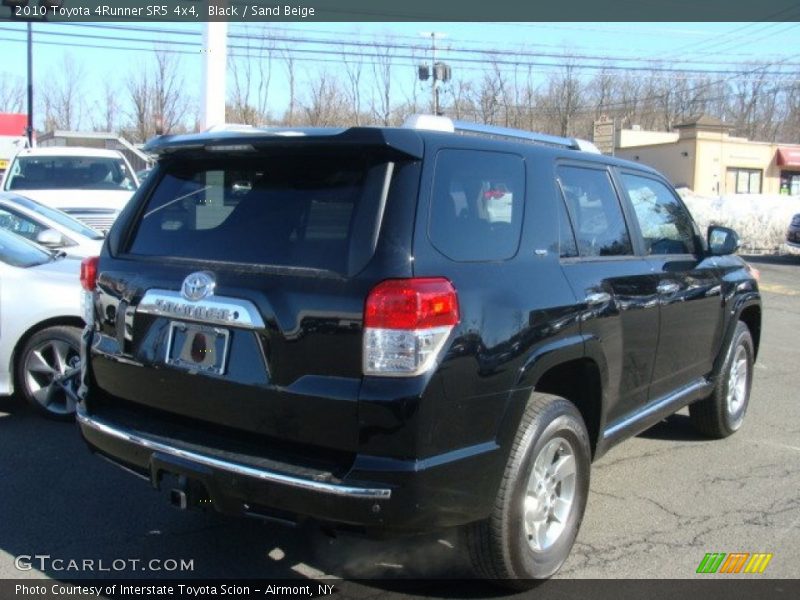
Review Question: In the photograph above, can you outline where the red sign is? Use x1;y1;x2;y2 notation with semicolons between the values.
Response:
777;147;800;168
0;113;26;137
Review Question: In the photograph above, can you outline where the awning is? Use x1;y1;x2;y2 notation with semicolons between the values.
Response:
777;147;800;168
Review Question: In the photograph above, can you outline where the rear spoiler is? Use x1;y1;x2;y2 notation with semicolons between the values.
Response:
143;127;425;160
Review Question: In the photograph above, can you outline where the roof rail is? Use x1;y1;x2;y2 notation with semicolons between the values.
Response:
402;114;601;154
452;120;582;150
204;123;261;133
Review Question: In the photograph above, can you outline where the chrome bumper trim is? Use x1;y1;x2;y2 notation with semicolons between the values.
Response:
77;407;391;500
137;289;266;330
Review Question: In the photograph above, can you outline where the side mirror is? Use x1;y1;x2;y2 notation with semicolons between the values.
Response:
707;225;739;256
36;228;64;248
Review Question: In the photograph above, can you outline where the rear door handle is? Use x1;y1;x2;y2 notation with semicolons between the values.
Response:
585;291;611;305
657;281;680;295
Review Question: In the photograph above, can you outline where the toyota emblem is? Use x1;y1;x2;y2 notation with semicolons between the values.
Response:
181;272;216;302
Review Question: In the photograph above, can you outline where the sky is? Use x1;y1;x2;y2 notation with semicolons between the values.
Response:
0;20;799;128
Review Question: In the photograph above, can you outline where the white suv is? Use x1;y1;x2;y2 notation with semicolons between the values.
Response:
2;147;139;231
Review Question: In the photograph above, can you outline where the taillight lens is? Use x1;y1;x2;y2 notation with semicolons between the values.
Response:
363;278;459;376
80;256;99;291
80;256;99;325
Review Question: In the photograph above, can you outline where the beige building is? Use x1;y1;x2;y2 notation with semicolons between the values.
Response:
614;115;800;196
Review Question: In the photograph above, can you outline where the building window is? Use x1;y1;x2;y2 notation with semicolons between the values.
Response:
780;171;800;196
725;167;762;194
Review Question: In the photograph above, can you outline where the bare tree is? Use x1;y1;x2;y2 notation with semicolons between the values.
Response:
279;46;297;126
91;76;120;132
370;40;394;126
0;74;24;113
126;67;151;143
448;78;473;121
123;49;190;143
540;60;583;137
228;52;261;125
229;25;274;125
342;46;364;125
588;66;616;123
474;68;504;125
152;49;188;134
302;70;348;126
40;54;85;131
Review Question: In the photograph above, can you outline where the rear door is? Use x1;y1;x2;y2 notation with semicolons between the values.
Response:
617;171;724;400
556;163;661;424
89;145;420;455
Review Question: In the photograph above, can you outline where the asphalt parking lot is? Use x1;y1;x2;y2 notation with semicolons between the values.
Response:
0;255;797;590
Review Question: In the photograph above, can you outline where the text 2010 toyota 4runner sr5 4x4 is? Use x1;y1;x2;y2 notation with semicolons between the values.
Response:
77;115;761;584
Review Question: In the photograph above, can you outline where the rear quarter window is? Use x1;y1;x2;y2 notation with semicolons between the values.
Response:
428;149;525;262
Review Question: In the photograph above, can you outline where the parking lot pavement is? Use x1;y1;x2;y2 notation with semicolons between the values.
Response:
0;255;797;588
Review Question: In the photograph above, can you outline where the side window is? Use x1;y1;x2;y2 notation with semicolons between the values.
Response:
429;149;525;262
557;165;632;257
621;173;697;255
557;195;578;258
0;207;46;242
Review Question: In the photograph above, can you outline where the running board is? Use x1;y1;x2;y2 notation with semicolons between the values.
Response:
602;378;712;445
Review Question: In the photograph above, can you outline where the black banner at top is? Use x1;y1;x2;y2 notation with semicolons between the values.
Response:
0;0;800;22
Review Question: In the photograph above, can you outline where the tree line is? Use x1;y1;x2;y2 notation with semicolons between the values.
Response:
1;45;798;145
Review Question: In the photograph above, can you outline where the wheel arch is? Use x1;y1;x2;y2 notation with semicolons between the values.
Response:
513;336;607;459
10;317;85;394
738;303;761;360
532;358;604;459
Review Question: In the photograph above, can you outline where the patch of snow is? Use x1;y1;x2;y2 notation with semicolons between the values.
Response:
678;190;800;254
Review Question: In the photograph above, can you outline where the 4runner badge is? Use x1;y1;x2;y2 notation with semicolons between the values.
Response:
181;272;216;302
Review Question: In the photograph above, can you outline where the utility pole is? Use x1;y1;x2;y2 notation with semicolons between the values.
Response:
1;1;64;146
201;21;228;130
26;20;32;145
429;32;438;115
418;32;450;116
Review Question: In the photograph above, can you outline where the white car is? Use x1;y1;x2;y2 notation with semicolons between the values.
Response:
0;228;83;419
2;146;139;231
0;192;104;258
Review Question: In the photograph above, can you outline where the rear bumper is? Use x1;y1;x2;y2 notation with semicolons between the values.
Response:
77;403;503;534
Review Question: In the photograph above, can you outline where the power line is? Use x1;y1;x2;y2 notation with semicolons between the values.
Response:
46;21;800;70
5;24;800;78
652;5;800;60
3;24;800;124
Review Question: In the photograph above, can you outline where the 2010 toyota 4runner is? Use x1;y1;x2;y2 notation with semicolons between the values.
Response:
76;115;761;585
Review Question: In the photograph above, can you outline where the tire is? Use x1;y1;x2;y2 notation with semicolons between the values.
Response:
466;392;591;587
15;326;82;421
689;321;754;439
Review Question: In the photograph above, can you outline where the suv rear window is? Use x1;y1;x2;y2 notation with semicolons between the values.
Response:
127;153;392;275
428;149;525;262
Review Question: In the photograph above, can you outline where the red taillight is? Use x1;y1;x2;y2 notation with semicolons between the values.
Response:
80;256;99;291
363;278;459;376
365;278;459;330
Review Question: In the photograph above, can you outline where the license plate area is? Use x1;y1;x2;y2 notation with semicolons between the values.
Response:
165;321;230;376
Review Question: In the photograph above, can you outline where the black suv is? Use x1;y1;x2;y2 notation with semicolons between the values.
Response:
77;116;761;584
